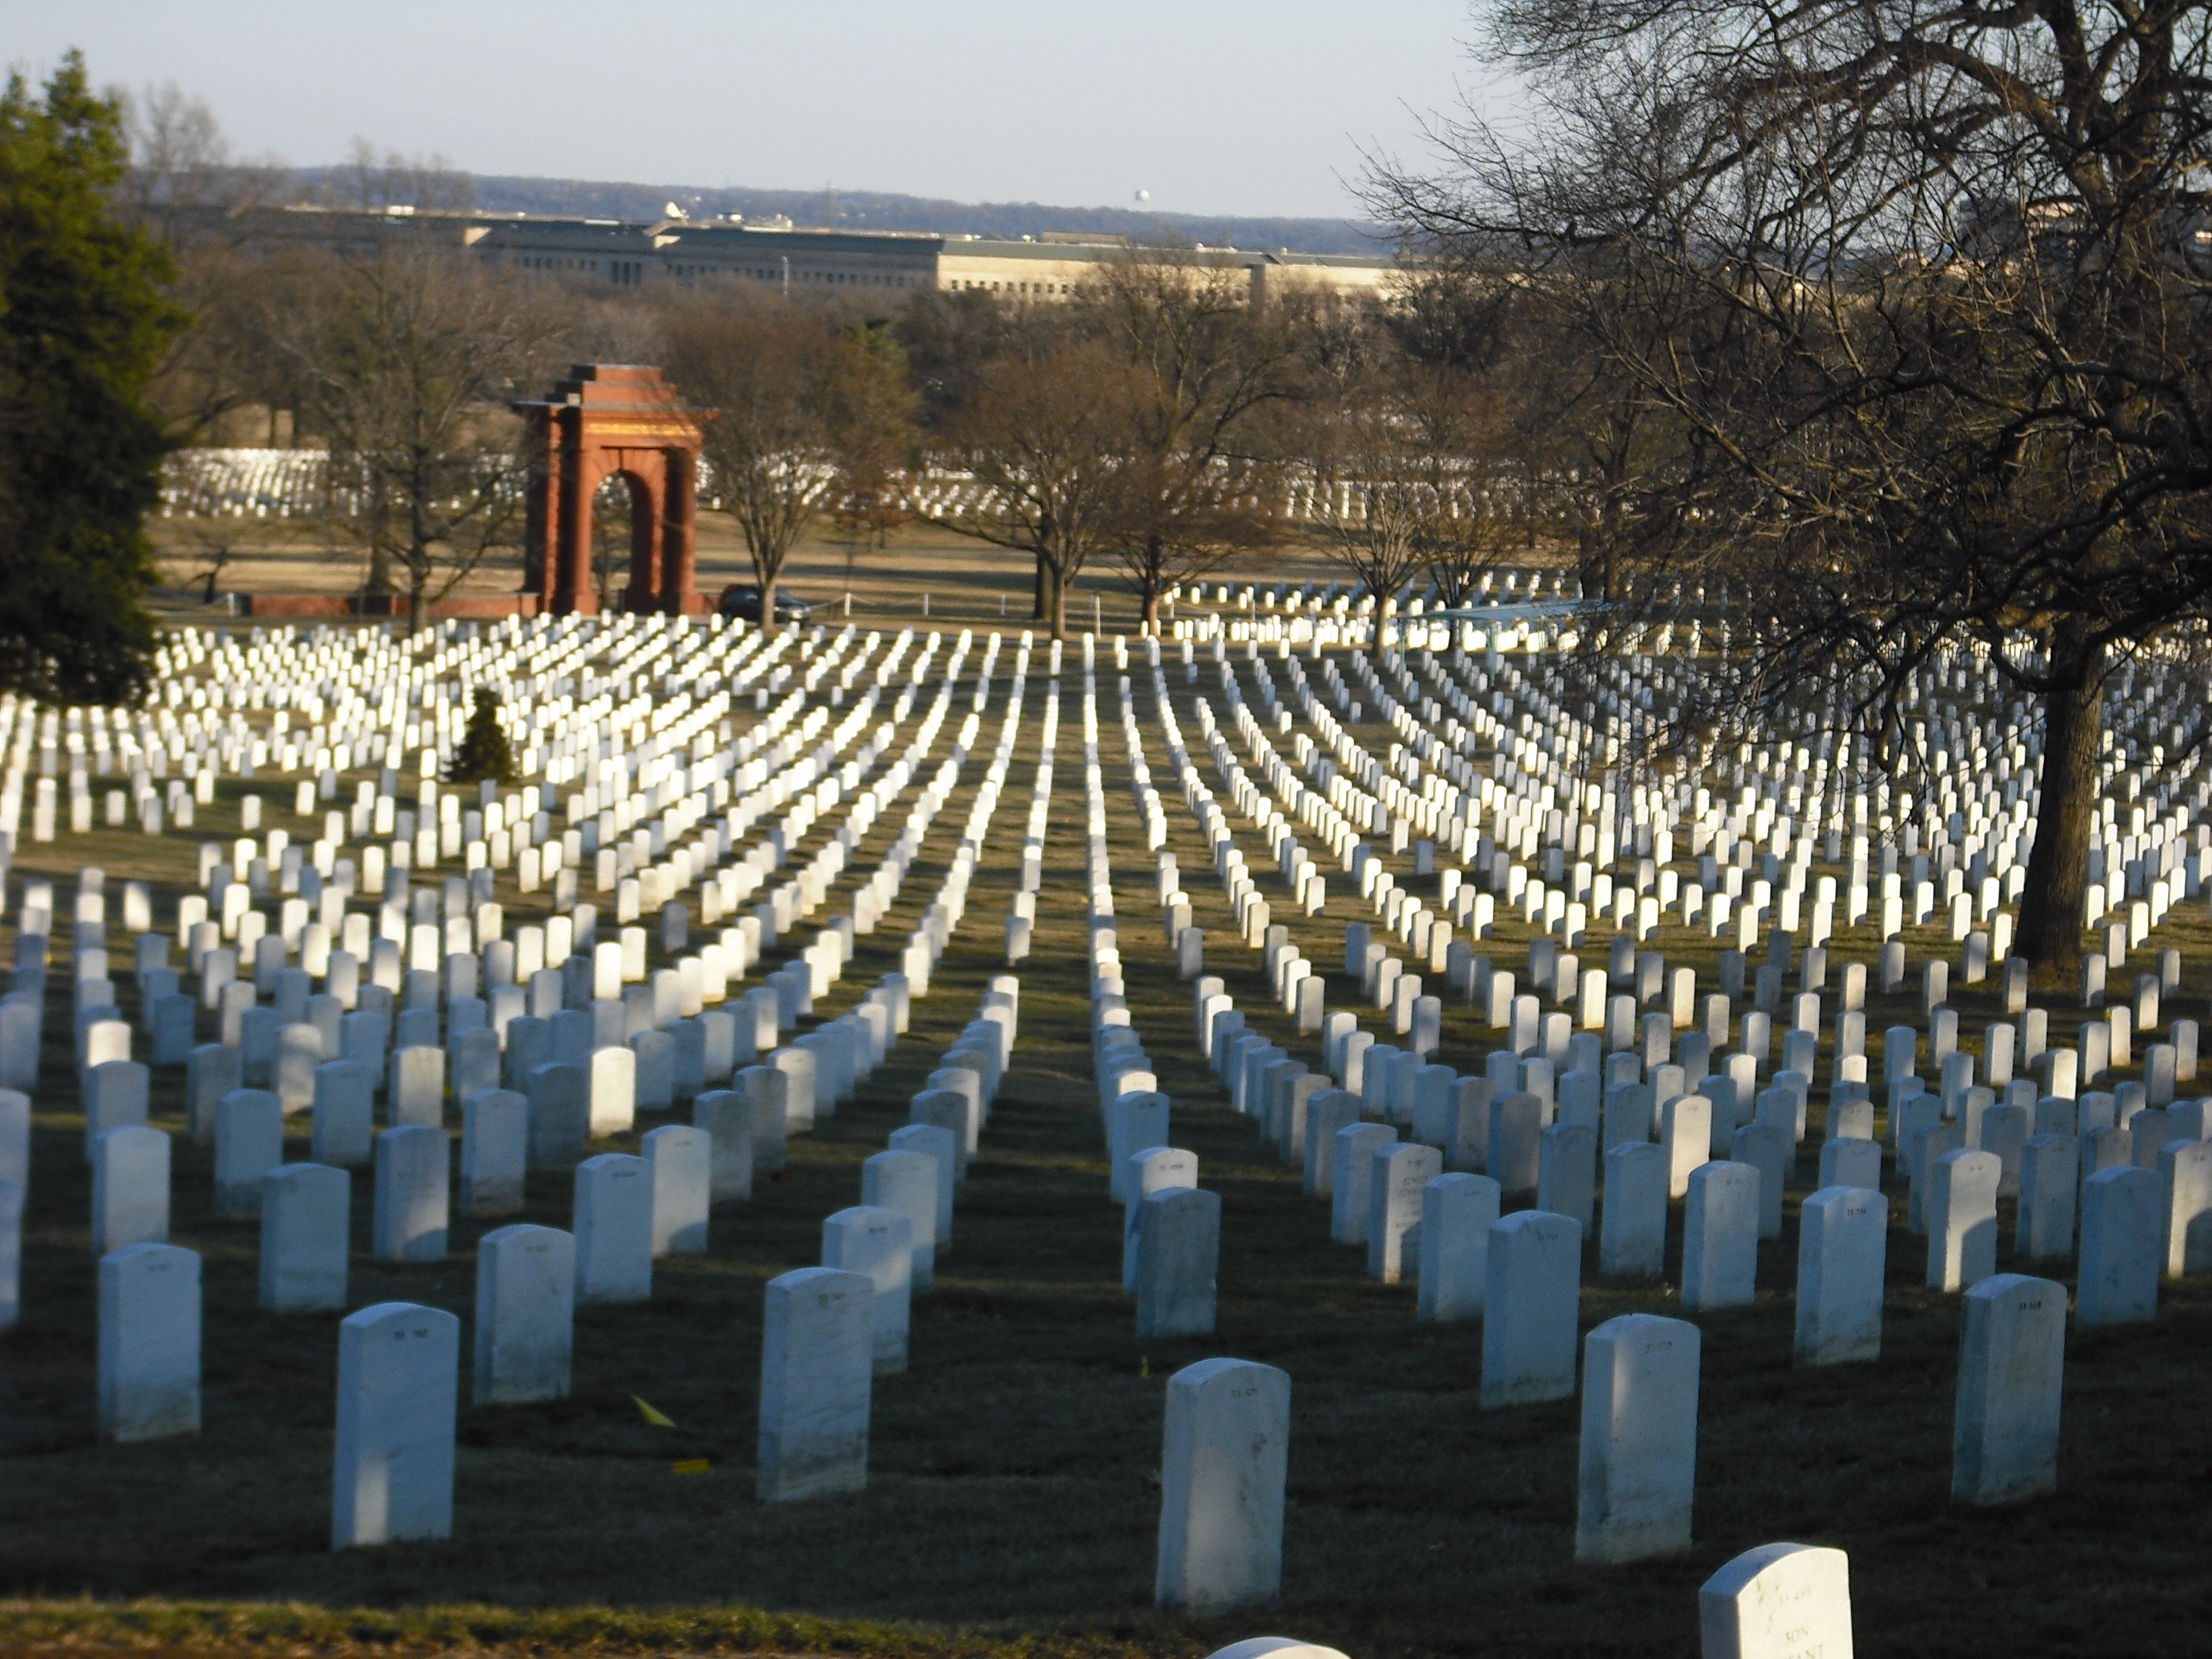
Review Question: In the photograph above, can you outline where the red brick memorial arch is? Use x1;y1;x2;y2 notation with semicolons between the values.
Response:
515;364;708;615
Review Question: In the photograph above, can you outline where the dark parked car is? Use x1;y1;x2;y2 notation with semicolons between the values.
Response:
716;583;812;624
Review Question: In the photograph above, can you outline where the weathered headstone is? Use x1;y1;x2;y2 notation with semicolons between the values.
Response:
213;1088;283;1216
91;1124;169;1256
2160;1139;2212;1277
1481;1210;1582;1406
1662;1091;1712;1198
525;1062;588;1170
630;1028;675;1112
186;1044;242;1146
1576;1313;1700;1563
1329;1121;1397;1244
331;1301;459;1547
2016;1132;2078;1260
1108;1091;1172;1202
274;1023;321;1114
1600;1141;1668;1278
910;1086;974;1172
2076;1164;2161;1325
739;1063;790;1171
756;1265;873;1501
260;1162;348;1313
823;1204;914;1372
587;1044;636;1137
388;1045;445;1129
1137;1185;1220;1339
1729;1124;1790;1240
638;1123;710;1257
451;1027;501;1105
890;1122;958;1248
1952;1273;2066;1504
1368;1141;1441;1282
862;1148;939;1288
1153;1356;1290;1614
473;1224;574;1405
372;1124;449;1263
1795;1185;1887;1366
771;1046;817;1134
1980;1102;2030;1195
458;1088;526;1216
1488;1090;1545;1197
98;1241;200;1441
149;993;196;1065
1926;1148;2001;1291
1698;1542;1853;1659
1301;1089;1361;1196
84;1059;150;1156
1417;1171;1500;1321
1681;1161;1759;1311
573;1152;652;1303
1538;1121;1598;1232
692;1089;756;1204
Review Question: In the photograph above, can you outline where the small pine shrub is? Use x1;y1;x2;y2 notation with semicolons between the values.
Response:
445;687;518;786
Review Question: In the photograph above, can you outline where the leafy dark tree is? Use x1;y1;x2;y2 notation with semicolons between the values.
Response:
0;52;184;704
893;286;1030;429
444;687;516;786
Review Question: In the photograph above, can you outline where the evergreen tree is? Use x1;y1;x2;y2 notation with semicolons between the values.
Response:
0;52;184;705
445;687;516;787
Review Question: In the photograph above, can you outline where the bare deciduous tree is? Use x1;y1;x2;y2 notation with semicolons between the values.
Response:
116;84;295;443
928;336;1136;638
1301;370;1450;623
322;138;474;214
1093;252;1296;632
1374;1;2212;983
276;241;564;630
661;298;914;632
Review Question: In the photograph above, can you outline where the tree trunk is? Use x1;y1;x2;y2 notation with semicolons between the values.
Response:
1142;585;1161;636
2013;655;2104;992
759;565;780;636
1048;566;1071;640
1033;551;1050;621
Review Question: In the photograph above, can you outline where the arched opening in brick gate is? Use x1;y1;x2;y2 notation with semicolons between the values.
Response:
514;364;708;615
591;469;658;612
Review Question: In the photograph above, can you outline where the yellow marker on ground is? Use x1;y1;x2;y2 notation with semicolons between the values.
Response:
632;1395;676;1427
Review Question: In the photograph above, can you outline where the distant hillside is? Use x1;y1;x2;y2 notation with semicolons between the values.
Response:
453;173;1389;255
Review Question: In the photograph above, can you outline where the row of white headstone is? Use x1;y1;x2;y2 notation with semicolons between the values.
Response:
756;974;1013;1500
1149;620;2212;1311
52;616;1048;1303
75;621;1083;1547
1102;636;2114;1549
1084;668;1221;1343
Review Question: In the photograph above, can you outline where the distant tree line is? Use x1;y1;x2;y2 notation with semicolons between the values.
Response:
115;89;1565;642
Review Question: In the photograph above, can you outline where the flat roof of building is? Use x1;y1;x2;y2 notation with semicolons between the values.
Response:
254;203;1395;268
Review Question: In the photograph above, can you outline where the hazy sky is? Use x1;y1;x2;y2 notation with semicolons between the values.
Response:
7;1;1498;221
